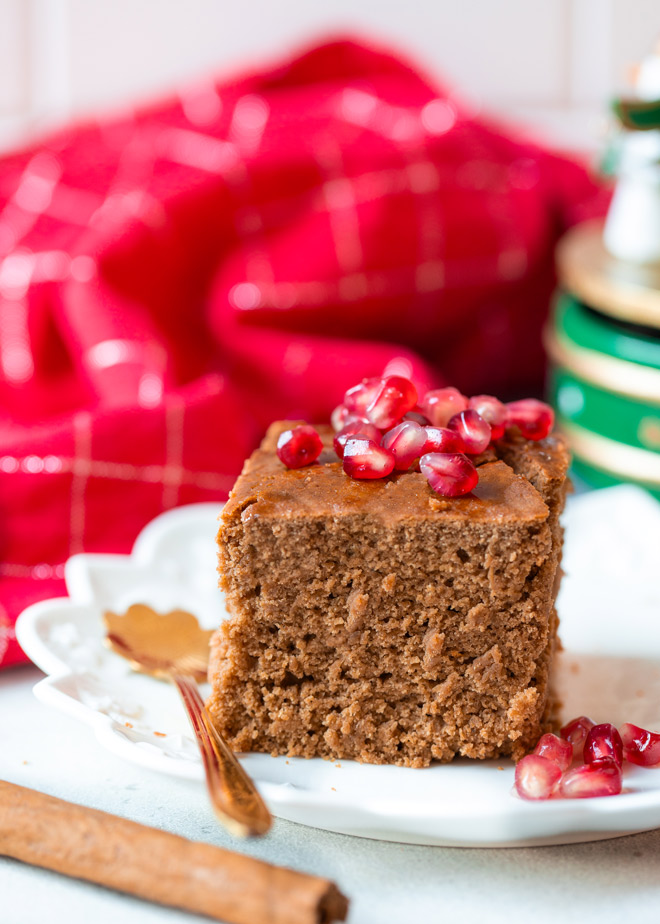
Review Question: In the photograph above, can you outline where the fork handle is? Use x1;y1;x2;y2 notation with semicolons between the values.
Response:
172;673;272;837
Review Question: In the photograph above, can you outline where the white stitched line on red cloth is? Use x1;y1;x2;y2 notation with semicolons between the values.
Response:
0;296;33;384
0;454;234;491
88;126;162;233
401;150;445;295
0;250;75;293
44;184;105;226
315;140;363;276
283;162;457;223
282;342;313;377
234;246;517;312
233;265;428;311
220;127;274;286
178;80;223;127
0;562;65;579
90;188;168;233
321;176;363;275
0;153;62;253
86;339;156;370
0;252;95;384
156;128;238;174
69;412;92;555
337;90;457;143
0;248;92;296
225;161;447;232
213;160;459;297
162;396;185;509
0;604;14;665
229;94;270;156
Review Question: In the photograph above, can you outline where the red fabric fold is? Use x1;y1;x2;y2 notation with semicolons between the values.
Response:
0;38;608;668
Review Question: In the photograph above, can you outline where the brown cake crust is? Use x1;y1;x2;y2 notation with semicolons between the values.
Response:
207;422;569;768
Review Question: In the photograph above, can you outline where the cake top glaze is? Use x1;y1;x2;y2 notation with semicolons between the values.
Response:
224;422;550;525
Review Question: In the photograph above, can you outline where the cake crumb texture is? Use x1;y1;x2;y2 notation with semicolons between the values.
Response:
207;423;569;767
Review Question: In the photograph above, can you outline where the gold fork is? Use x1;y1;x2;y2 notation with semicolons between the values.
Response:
103;604;272;837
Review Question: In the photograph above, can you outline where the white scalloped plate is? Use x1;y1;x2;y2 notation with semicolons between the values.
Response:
15;487;660;847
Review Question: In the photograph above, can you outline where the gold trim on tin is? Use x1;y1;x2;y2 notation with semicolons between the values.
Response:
560;419;660;486
639;416;660;451
545;326;660;406
556;220;660;330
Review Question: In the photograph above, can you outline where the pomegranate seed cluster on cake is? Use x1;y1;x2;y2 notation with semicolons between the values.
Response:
207;376;570;767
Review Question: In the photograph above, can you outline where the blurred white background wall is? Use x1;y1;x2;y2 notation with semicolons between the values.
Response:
1;0;659;155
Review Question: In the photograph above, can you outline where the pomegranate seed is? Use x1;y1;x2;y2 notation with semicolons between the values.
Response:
447;409;491;454
559;761;622;799
560;715;595;760
404;409;430;425
514;755;561;801
620;723;660;768
381;420;427;471
420;387;468;428
343;438;395;479
333;419;382;459
277;425;323;469
420;452;478;497
366;376;418;430
468;394;508;441
584;723;623;768
331;403;351;432
423;426;465;454
344;377;382;416
506;399;554;441
534;733;573;772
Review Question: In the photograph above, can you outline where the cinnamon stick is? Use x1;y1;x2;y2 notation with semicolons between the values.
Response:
0;780;348;924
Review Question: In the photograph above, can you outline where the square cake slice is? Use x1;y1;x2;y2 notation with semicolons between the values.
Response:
207;422;569;768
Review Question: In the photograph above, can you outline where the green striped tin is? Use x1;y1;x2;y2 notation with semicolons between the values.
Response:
546;278;660;499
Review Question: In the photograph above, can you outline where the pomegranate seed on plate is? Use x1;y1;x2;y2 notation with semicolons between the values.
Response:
423;426;465;454
343;438;395;479
333;419;382;459
559;761;622;798
420;387;467;428
506;399;554;440
277;425;323;469
514;754;561;800
534;733;573;772
381;420;427;471
366;376;418;430
331;403;351;432
447;409;491;454
560;715;595;759
344;377;382;416
420;452;478;497
619;723;660;768
468;394;507;441
584;723;623;768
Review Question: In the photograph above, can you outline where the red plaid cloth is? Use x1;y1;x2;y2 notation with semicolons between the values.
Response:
0;38;607;669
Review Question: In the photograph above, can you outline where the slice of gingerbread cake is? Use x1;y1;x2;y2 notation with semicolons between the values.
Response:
207;380;569;768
